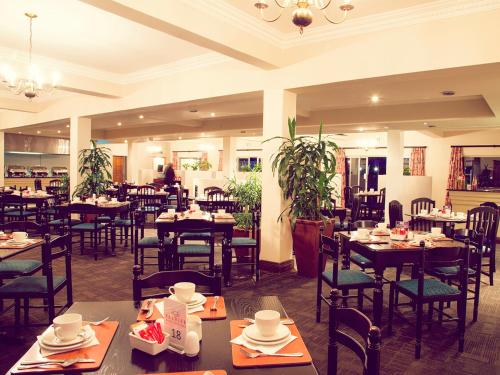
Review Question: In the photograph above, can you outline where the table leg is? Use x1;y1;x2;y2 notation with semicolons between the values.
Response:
222;234;233;287
373;267;384;327
110;216;116;256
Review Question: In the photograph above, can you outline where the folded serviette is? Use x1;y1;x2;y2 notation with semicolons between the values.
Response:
155;300;204;315
230;334;297;355
37;325;99;357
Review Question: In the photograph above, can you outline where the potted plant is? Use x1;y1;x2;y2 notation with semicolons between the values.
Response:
225;167;262;261
73;140;112;199
265;117;338;277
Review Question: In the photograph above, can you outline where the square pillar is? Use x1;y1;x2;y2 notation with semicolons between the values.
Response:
385;130;404;221
260;89;296;270
0;131;4;187
222;136;237;178
70;117;91;197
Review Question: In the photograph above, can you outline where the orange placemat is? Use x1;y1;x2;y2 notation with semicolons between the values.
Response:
12;321;119;374
0;239;42;249
137;297;227;321
230;320;312;368
143;371;226;375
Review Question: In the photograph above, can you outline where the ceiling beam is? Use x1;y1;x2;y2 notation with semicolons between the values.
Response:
0;97;47;113
80;0;285;69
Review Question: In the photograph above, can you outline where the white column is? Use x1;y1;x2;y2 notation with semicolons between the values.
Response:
0;131;4;187
70;117;91;197
261;89;296;266
385;130;404;221
222;136;237;178
126;141;138;184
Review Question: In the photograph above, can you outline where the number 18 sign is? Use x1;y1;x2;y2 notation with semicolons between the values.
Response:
163;298;187;350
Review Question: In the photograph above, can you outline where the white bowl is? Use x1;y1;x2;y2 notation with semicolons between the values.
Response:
129;331;170;356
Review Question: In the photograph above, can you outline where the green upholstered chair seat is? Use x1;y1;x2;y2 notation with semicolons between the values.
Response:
231;237;257;247
49;218;82;226
115;219;131;226
396;278;460;299
426;266;475;277
0;276;65;295
71;223;106;231
177;244;211;255
322;269;375;288
137;237;172;247
0;260;42;277
179;232;212;240
4;210;37;217
350;253;374;268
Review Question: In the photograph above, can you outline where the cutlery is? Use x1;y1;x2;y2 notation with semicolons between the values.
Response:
210;296;219;311
203;372;215;375
88;317;110;326
239;348;303;358
141;299;155;319
20;358;95;365
244;318;295;325
18;358;95;369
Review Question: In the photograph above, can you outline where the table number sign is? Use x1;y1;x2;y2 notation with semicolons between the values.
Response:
163;298;187;351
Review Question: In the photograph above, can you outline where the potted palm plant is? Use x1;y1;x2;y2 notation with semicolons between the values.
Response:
265;117;338;277
73;140;112;198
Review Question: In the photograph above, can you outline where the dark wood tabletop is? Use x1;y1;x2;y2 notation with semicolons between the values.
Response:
405;213;466;223
7;297;318;375
0;240;43;261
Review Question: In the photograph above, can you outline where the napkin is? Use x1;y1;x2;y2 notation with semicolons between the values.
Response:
37;325;99;357
155;300;204;315
231;334;297;355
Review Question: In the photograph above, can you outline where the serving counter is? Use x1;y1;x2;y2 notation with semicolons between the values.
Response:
4;177;63;190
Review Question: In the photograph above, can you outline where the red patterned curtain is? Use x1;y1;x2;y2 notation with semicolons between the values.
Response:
409;147;425;176
201;152;208;163
172;151;179;170
335;148;346;207
445;147;465;206
218;150;223;171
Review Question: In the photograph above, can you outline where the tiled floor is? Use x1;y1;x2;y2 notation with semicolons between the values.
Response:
1;231;499;374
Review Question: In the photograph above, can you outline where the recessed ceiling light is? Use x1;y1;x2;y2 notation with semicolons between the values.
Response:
37;130;41;134
359;128;364;132
178;136;182;140
117;122;122;126
189;109;198;113
428;124;436;128
441;90;455;96
17;131;22;134
139;115;144;119
57;130;61;134
383;126;389;129
423;122;428;125
371;95;380;103
124;139;128;143
210;112;215;117
201;132;205;137
66;124;70;128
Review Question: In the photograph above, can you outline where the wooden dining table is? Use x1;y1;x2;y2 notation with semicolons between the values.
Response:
6;296;318;375
405;213;467;236
337;231;468;327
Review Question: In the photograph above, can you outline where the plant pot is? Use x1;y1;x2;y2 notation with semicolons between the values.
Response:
233;227;250;262
292;218;334;278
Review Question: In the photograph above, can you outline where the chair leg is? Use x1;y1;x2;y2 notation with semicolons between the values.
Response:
489;256;494;286
341;289;348;307
93;231;98;260
140;248;145;274
23;297;29;326
357;288;363;311
458;299;465;352
395;265;402;306
14;298;20;327
80;232;84;255
415;299;423;359
316;279;323;323
124;227;129;247
48;295;56;323
388;282;394;336
438;301;444;324
255;245;260;282
473;273;480;322
427;302;434;329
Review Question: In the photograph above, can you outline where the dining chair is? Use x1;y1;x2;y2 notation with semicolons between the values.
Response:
48;204;82;234
33;179;42;191
348;220;378;272
204;186;223;195
480;201;498;210
172;217;216;275
132;264;222;302
0;234;72;326
328;289;381;375
410;197;436;232
388;240;469;359
455;206;498;286
344;186;354;209
0;194;37;223
207;189;229;212
388;200;403;228
137;185;163;220
316;232;375;323
427;229;484;322
230;210;261;282
114;199;139;249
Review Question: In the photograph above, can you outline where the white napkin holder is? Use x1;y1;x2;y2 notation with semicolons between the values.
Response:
129;330;170;356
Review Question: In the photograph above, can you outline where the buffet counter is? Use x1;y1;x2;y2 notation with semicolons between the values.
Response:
448;189;500;238
4;177;63;190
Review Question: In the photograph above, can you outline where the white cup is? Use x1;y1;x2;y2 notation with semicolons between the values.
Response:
376;223;388;231
53;313;82;341
111;198;118;203
217;209;226;214
168;282;195;303
167;208;176;215
255;310;280;337
190;204;200;211
187;314;202;340
369;188;375;192
431;227;442;237
357;228;369;239
12;232;28;243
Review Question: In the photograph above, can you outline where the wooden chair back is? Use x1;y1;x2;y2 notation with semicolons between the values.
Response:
388;200;403;228
480;201;498;210
466;206;498;250
411;197;436;232
34;179;42;191
41;234;72;299
137;185;163;211
351;185;362;195
204;186;222;195
0;221;48;236
344;186;353;209
133;264;222;302
328;289;381;375
49;179;62;187
319;233;341;288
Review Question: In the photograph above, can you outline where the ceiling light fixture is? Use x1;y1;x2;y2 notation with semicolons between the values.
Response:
1;13;60;99
371;94;380;103
210;112;215;117
139;115;144;119
66;124;70;128
117;122;122;126
359;128;364;132
201;132;205;137
441;90;455;96
124;139;128;143
57;130;61;134
254;0;354;34
36;130;41;134
178;136;182;140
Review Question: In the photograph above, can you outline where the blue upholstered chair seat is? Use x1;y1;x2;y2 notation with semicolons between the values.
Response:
0;276;65;295
71;223;106;231
179;232;211;240
115;219;131;226
396;278;460;299
350;253;374;268
426;266;475;277
231;237;257;247
97;216;111;222
0;260;42;277
49;218;82;226
4;210;37;217
322;269;375;288
137;237;172;247
177;244;211;255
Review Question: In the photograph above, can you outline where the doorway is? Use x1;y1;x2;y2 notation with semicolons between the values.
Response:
113;156;127;183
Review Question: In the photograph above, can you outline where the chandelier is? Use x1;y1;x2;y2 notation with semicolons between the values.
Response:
254;0;354;34
1;13;59;99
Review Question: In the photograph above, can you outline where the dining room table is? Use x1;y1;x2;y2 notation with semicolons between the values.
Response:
337;230;469;327
6;296;318;375
156;212;237;287
405;213;467;236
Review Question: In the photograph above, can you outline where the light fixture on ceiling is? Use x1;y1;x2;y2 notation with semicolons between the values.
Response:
66;124;70;128
210;112;216;117
178;136;183;140
441;90;455;96
371;94;380;103
124;139;128;143
359;127;364;132
139;115;144;119
423;122;428;125
57;130;61;134
254;0;354;34
189;109;198;113
117;122;122;126
383;126;389;129
17;132;22;134
201;132;205;137
1;13;60;99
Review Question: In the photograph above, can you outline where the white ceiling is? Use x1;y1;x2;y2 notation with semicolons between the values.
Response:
224;0;437;33
0;0;210;74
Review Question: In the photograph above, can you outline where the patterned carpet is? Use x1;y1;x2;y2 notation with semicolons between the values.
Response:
1;231;499;375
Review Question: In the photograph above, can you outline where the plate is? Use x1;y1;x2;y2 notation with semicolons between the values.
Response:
39;331;94;351
168;292;206;307
243;323;291;343
6;239;28;245
40;326;93;347
242;330;291;346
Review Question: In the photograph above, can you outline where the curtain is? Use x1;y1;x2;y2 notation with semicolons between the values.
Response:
201;152;208;163
335;148;346;207
445;147;465;206
409;147;425;176
172;151;179;170
218;150;223;171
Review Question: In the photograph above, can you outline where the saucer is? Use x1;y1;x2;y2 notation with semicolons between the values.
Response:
168;292;206;307
40;326;93;348
243;323;291;342
6;239;28;245
242;330;291;346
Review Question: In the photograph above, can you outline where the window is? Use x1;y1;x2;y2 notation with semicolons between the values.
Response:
180;157;200;170
238;157;262;172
